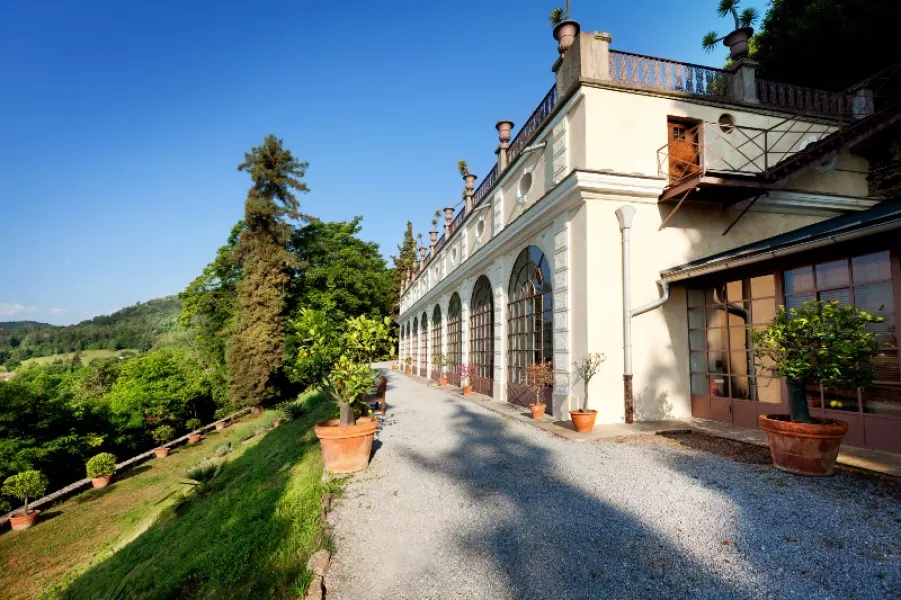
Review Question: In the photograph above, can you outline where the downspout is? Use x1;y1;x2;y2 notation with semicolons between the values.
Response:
615;205;671;424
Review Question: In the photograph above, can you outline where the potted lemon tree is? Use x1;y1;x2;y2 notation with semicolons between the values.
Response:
460;363;478;395
751;300;884;476
3;470;48;530
288;309;393;474
186;418;202;444
86;452;117;489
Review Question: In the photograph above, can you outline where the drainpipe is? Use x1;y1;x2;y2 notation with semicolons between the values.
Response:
616;205;671;424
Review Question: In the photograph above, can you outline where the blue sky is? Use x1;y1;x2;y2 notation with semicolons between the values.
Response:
0;0;765;325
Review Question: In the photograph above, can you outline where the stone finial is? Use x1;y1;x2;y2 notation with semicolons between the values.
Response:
496;120;514;144
463;173;478;191
552;19;581;57
429;230;438;255
444;207;454;237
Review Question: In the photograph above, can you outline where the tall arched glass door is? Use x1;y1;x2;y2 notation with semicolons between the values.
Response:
420;312;429;377
411;318;419;373
470;275;495;396
507;246;554;410
447;293;463;386
431;305;443;382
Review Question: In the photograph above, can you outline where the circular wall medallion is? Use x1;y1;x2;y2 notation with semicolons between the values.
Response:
518;171;534;202
718;113;735;134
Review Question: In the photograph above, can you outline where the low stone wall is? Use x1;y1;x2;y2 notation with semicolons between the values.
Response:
0;408;252;527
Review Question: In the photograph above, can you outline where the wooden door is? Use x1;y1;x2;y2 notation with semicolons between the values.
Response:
668;119;700;181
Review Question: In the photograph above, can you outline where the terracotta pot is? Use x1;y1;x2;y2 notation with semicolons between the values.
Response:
405;368;411;375
272;419;281;428
91;476;112;489
153;447;170;458
496;120;514;144
530;403;546;420
315;418;378;474
9;510;40;531
438;377;448;387
759;414;848;476
463;173;478;191
724;26;754;60
188;433;202;444
462;385;472;395
215;421;226;431
552;19;581;55
251;404;264;417
570;409;598;433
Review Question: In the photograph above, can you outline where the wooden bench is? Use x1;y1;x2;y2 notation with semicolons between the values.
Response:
363;375;388;415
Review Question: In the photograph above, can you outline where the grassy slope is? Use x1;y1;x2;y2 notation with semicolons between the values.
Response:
20;349;139;367
0;393;335;600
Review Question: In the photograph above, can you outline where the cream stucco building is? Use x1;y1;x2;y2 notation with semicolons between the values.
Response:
396;29;901;454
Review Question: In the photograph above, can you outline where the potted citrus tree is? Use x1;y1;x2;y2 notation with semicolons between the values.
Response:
525;361;555;420
214;408;229;430
701;0;758;60
404;355;413;375
86;452;117;489
288;309;393;474
570;353;607;432
751;300;884;476
152;425;175;458
186;418;202;444
3;470;48;531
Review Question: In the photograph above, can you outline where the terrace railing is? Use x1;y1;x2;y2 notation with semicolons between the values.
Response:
608;50;735;100
756;78;855;117
508;85;558;165
472;163;499;207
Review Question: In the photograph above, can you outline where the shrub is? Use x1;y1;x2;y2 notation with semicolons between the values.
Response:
186;418;202;431
524;361;555;406
213;407;231;420
2;470;48;514
213;442;232;458
86;453;117;479
151;424;176;446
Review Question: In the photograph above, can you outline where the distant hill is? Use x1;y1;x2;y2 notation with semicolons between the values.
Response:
0;320;54;330
0;297;182;369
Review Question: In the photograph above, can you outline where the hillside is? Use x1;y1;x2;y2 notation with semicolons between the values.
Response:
0;297;182;368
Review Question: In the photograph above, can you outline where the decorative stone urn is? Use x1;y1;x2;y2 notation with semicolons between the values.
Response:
553;19;580;56
463;173;478;191
724;27;753;60
496;120;514;144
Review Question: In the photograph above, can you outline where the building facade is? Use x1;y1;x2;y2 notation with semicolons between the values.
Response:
397;29;900;453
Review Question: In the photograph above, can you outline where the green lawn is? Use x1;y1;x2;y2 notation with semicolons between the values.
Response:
0;392;336;600
20;349;140;368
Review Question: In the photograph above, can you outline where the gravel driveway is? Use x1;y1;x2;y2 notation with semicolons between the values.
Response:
325;369;901;600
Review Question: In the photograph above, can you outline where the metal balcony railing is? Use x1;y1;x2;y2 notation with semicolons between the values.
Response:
608;50;735;100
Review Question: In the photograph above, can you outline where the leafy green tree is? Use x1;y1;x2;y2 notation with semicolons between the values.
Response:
103;346;213;435
227;135;308;409
289;217;394;319
753;0;900;91
391;221;417;296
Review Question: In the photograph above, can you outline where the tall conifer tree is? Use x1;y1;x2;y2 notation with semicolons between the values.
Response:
391;221;417;291
228;135;308;408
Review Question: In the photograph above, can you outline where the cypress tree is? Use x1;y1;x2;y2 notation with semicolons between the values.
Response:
391;221;418;290
228;135;308;409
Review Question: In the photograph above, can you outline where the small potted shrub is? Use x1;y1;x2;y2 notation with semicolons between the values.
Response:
570;353;607;432
432;353;448;386
186;418;202;444
525;361;555;420
404;355;413;375
152;425;175;458
751;300;884;476
701;0;759;60
549;4;580;57
86;452;117;489
442;356;455;387
3;470;48;530
214;408;229;431
460;363;478;395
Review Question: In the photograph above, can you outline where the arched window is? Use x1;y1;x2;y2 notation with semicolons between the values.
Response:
431;305;443;381
507;246;554;409
420;312;429;377
470;275;495;396
447;293;463;386
412;318;419;372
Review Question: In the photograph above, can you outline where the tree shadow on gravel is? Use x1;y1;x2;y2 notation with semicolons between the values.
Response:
401;402;761;600
631;432;901;599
